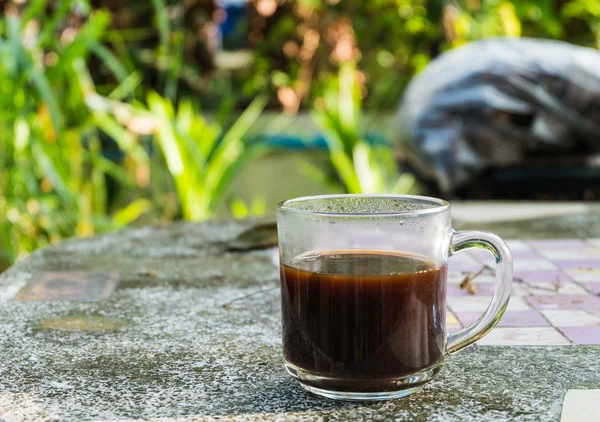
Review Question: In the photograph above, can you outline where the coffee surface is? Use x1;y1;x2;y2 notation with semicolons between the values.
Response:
281;250;447;381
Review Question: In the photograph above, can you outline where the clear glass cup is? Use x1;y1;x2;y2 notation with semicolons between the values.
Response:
277;194;512;401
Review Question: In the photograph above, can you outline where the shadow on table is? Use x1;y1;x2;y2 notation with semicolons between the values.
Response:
203;376;371;417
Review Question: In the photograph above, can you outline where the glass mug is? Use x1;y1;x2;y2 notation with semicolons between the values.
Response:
277;194;512;401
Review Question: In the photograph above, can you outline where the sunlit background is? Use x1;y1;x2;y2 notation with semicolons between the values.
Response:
1;0;599;267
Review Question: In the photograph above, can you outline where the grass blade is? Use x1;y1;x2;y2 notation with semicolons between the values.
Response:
108;71;142;100
22;0;49;24
29;70;63;132
113;198;153;225
31;143;74;205
91;43;130;82
205;95;267;201
151;0;170;88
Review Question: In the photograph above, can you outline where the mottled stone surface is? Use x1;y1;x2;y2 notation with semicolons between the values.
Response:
0;213;599;421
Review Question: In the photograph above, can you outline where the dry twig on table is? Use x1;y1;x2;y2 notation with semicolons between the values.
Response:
459;265;492;295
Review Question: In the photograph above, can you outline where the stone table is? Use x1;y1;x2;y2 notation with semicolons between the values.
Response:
1;202;600;421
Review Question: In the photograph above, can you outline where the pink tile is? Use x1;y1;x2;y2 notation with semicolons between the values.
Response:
528;239;590;249
510;250;543;260
513;281;589;296
559;326;600;345
553;260;600;270
506;240;533;251
476;327;570;345
448;261;486;273
446;311;461;327
536;248;600;260
455;310;550;327
447;326;463;334
513;259;557;272
525;295;600;310
448;296;530;312
446;284;495;297
563;269;600;282
468;249;497;263
513;270;572;283
542;310;600;327
582;283;600;295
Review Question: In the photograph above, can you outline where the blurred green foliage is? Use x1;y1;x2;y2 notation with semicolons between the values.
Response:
312;62;416;194
0;2;149;263
243;0;600;110
141;92;267;221
0;0;599;264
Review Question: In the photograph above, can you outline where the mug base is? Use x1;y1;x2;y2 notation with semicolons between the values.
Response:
299;383;425;401
284;361;442;402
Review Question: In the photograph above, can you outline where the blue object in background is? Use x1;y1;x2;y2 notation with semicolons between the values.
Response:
251;133;390;150
216;0;248;51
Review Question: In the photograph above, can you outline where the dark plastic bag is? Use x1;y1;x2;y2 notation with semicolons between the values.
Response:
396;37;600;193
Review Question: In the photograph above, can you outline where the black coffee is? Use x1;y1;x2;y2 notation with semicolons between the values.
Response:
280;250;447;392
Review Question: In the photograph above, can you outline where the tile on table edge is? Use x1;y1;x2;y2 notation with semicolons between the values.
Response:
513;270;573;284
587;238;600;247
509;250;544;260
563;269;600;283
524;295;600;310
447;326;463;334
558;326;600;345
513;281;590;296
561;389;600;422
505;240;534;251
447;284;495;297
448;262;488;273
513;259;558;272
448;296;531;312
456;310;550;328
536;248;600;260
448;273;497;285
582;283;600;295
528;239;590;249
467;249;497;263
476;327;571;346
446;310;461;328
541;310;600;327
446;280;571;297
553;260;600;270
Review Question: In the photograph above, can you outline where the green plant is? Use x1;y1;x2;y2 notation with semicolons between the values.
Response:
0;2;148;263
312;62;416;195
85;90;269;222
445;0;600;47
147;93;268;220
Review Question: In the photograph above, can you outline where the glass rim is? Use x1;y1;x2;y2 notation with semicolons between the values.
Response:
277;194;451;218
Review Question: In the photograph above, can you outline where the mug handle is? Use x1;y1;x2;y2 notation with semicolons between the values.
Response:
447;230;513;354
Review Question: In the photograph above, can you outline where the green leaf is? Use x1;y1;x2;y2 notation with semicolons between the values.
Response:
165;30;184;101
94;155;136;187
29;69;63;132
108;72;142;100
92;112;148;163
230;197;249;219
151;0;170;89
40;0;73;45
209;142;269;213
31;143;74;205
205;95;267;204
329;149;361;194
91;43;130;82
112;198;153;225
353;141;377;193
22;0;49;24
